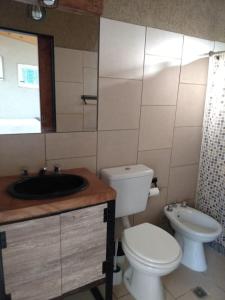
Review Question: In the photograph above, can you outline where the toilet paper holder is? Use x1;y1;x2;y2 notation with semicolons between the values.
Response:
149;177;160;197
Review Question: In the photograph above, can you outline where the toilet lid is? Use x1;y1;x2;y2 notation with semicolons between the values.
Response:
123;223;181;265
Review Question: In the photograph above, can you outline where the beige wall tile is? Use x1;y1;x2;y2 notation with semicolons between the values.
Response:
46;131;97;160
182;36;214;58
83;51;98;68
139;106;176;151
0;134;45;176
142;55;181;105
175;84;206;127
214;41;225;52
55;47;83;82
171;127;202;167
83;105;97;130
83;67;98;95
47;156;96;173
146;28;183;58
56;114;83;132
99;18;145;79
138;149;171;187
56;82;83;114
180;36;213;85
180;57;209;85
98;78;142;130
167;164;199;203
134;188;167;226
97;130;139;170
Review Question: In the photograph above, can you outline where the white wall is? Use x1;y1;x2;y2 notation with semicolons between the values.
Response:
0;35;40;119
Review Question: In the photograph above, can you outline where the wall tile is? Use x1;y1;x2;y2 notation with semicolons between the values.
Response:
139;106;176;151
47;156;96;173
56;114;83;132
56;82;83;114
98;78;142;130
214;41;225;52
180;57;210;85
142;55;181;105
83;51;98;68
99;18;145;79
171;127;202;167
0;134;45;176
133;188;167;226
180;36;213;84
182;36;214;58
145;27;183;58
46;131;97;160
138;149;171;187
97;130;139;170
175;84;206;127
168;164;199;203
83;105;97;130
55;47;83;82
83;67;98;95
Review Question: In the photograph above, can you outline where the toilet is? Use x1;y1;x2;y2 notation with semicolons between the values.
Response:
164;203;222;272
101;165;182;300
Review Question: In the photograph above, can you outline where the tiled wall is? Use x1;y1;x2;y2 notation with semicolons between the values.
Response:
1;17;225;226
55;48;98;132
98;18;225;226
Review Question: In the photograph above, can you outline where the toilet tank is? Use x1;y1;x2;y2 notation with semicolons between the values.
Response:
101;165;153;218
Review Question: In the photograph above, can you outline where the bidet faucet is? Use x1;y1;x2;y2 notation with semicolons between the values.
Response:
181;201;187;207
166;205;173;212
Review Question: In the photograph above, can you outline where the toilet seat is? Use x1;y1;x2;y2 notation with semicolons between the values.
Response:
123;223;181;267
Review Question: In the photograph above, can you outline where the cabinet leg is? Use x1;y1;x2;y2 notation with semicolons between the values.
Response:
105;201;115;300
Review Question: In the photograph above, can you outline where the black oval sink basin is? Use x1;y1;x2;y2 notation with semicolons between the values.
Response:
7;174;89;200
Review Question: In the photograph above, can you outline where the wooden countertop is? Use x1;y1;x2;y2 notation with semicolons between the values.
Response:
0;168;116;225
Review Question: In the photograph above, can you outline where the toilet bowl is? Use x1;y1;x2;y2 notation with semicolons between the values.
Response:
164;203;222;272
122;223;182;300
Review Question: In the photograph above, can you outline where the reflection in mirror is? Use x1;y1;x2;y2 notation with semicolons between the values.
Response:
0;30;40;134
0;28;55;135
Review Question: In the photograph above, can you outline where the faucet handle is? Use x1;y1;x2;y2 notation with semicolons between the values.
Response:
181;201;187;208
166;205;173;212
39;167;47;176
21;168;29;177
54;165;61;174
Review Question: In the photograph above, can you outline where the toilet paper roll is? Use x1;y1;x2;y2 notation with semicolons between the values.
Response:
149;187;160;197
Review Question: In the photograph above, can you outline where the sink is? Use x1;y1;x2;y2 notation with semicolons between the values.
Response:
7;174;89;200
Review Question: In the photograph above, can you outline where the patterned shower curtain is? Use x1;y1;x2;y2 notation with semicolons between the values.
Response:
196;53;225;255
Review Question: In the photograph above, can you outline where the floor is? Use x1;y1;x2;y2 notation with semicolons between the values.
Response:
66;246;225;300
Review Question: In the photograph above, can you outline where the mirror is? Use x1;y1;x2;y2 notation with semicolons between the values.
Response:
0;28;55;134
0;2;98;135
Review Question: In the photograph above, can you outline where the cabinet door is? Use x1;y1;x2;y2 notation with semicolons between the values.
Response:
0;216;61;300
61;204;107;294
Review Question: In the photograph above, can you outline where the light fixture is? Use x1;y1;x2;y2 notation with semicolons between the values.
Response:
29;4;46;21
39;0;58;8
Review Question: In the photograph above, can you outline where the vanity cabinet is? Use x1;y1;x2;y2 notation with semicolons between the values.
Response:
0;202;114;300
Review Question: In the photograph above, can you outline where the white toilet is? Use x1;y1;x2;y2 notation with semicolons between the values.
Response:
164;203;222;272
101;165;182;300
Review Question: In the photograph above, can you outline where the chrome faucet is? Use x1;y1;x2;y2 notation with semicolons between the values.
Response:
54;165;61;174
38;167;47;176
181;201;187;208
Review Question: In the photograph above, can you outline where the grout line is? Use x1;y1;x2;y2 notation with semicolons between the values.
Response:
170;162;199;169
46;155;97;162
167;34;184;202
135;25;147;164
99;75;143;82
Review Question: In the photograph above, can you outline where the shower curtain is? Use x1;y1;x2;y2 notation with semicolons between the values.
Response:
196;53;225;255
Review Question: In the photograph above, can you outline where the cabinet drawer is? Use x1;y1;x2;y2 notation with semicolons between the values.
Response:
61;203;107;294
